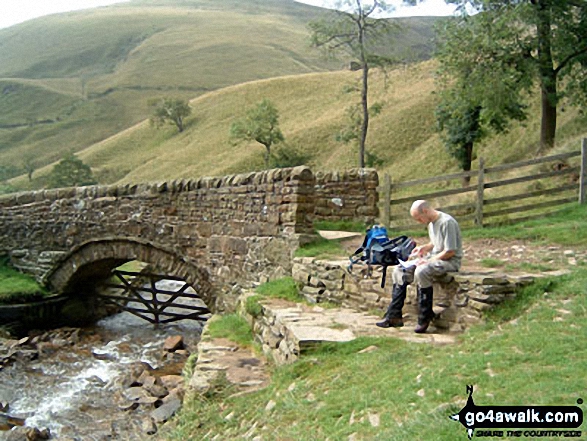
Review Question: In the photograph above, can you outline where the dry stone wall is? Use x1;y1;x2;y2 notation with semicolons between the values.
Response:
292;258;543;332
314;169;378;225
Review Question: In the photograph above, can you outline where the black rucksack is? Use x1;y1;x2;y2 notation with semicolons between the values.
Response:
349;229;416;288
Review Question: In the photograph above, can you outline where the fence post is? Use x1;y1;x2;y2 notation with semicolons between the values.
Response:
382;173;391;228
580;138;587;205
475;157;485;227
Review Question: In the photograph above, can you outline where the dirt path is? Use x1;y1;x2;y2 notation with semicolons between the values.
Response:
336;234;586;275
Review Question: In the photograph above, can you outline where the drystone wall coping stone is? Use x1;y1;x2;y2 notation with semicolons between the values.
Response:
0;167;313;207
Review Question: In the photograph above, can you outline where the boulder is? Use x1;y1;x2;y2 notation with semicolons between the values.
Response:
163;336;184;352
150;398;181;423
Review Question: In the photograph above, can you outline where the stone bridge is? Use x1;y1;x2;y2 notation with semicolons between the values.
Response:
0;167;378;314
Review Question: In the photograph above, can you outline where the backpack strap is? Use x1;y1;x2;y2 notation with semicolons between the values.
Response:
380;265;387;288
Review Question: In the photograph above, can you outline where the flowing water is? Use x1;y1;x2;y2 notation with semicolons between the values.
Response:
0;280;207;440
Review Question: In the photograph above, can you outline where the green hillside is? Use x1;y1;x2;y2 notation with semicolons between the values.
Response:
0;0;438;180
9;59;587;192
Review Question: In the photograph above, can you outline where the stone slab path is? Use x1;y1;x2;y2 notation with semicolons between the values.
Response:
318;230;362;241
188;301;456;395
260;299;458;348
189;336;271;396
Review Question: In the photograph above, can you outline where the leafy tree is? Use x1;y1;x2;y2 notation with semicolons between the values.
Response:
0;165;20;182
438;0;587;151
309;0;403;168
230;99;285;169
0;182;15;195
269;145;311;168
435;14;531;184
150;98;192;133
23;157;36;182
48;154;97;188
436;98;483;187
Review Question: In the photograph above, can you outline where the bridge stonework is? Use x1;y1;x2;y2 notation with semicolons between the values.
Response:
0;167;378;312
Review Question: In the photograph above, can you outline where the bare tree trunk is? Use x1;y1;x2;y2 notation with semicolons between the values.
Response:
540;80;557;151
537;0;557;151
358;14;368;170
360;63;369;169
462;141;473;188
264;145;271;169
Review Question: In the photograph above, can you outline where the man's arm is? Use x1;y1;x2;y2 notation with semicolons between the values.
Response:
429;249;455;262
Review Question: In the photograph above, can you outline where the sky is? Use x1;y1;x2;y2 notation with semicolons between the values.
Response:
296;0;457;17
0;0;456;30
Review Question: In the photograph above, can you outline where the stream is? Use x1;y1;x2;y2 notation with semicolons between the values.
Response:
0;280;207;440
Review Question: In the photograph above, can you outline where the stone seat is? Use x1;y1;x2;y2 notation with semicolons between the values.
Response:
292;257;546;333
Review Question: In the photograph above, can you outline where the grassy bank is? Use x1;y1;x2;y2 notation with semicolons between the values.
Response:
164;270;586;440
0;258;48;304
161;208;587;440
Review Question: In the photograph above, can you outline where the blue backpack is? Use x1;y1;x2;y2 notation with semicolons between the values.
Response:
349;225;416;288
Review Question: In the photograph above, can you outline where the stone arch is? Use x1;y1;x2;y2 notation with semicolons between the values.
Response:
44;237;216;312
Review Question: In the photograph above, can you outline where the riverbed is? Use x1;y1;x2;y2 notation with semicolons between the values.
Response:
0;282;206;440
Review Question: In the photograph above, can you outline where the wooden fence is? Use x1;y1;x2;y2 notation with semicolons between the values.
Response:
380;138;587;231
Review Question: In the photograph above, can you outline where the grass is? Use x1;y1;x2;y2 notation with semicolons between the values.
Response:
0;258;48;304
505;262;557;273
479;258;505;268
206;314;254;349
160;208;587;440
255;277;302;302
463;204;587;247
294;236;347;259
246;277;305;317
0;0;438;189
163;268;587;440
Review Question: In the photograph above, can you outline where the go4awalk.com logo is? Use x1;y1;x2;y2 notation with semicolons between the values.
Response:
450;386;584;439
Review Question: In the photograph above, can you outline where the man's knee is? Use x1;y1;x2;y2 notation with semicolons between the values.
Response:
414;264;436;288
392;266;412;286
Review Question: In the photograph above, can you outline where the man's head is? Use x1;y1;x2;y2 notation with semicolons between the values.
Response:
410;200;437;224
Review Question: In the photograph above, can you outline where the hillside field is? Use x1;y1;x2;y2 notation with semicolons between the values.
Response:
0;0;438;182
8;60;587;193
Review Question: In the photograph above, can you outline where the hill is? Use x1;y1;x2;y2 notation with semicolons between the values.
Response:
0;0;439;181
9;59;587;192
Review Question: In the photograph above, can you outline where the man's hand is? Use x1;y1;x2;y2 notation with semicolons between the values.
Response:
410;246;424;258
410;243;432;258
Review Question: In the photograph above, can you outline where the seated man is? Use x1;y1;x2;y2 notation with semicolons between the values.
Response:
376;200;463;333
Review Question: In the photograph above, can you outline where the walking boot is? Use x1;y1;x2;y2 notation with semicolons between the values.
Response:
415;286;434;334
376;317;404;328
376;284;407;328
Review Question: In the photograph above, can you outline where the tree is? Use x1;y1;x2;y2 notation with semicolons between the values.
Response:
269;145;311;168
150;98;192;133
439;0;587;151
336;101;384;167
23;157;36;182
309;0;403;168
48;154;97;188
436;98;483;187
435;17;528;186
230;99;285;169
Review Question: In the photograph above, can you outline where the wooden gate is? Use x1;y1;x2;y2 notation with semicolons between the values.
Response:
97;270;211;325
